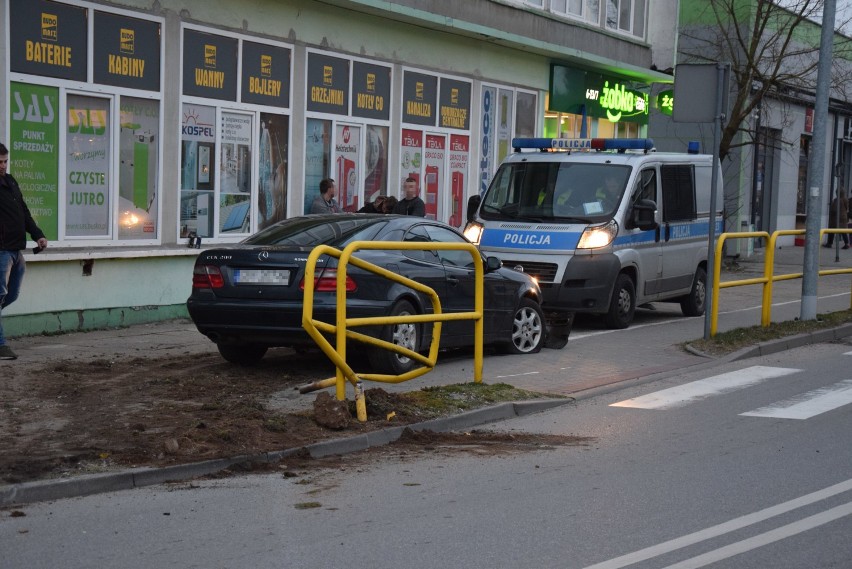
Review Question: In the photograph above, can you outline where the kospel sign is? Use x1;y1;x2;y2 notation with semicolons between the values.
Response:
242;41;291;108
550;65;650;125
352;61;391;121
93;11;161;91
182;29;238;101
439;78;471;130
9;0;88;81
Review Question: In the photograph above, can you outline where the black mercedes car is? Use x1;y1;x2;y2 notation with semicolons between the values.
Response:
187;214;550;373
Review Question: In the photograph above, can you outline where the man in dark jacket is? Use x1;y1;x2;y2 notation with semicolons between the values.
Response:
392;177;426;217
0;142;48;360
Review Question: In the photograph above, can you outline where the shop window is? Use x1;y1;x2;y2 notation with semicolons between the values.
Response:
66;95;112;238
118;97;160;240
304;118;332;214
258;114;289;231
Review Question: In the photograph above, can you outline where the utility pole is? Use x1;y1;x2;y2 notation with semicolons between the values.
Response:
801;0;836;320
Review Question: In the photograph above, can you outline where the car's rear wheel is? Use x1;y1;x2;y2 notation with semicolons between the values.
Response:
500;297;545;354
604;273;635;329
368;300;419;374
217;343;268;366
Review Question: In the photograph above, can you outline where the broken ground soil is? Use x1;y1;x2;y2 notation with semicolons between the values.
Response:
0;349;584;486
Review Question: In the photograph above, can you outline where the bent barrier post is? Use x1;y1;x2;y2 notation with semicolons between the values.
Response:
301;241;484;422
711;229;852;337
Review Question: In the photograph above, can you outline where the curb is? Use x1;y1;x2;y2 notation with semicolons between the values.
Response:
0;398;572;508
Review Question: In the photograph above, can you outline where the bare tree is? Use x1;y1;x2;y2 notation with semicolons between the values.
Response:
678;0;852;161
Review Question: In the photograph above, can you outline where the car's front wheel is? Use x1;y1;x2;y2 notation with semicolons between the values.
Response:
500;297;545;354
217;343;268;366
368;300;419;374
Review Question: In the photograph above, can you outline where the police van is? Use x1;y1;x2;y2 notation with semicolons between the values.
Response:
464;137;722;343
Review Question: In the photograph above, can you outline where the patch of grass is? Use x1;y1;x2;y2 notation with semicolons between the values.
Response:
686;309;852;357
405;382;558;416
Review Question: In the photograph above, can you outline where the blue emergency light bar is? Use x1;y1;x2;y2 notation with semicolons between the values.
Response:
511;137;655;153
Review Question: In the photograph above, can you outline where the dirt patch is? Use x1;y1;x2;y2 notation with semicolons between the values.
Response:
0;350;576;485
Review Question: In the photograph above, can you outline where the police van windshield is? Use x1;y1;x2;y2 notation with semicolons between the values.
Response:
480;162;631;222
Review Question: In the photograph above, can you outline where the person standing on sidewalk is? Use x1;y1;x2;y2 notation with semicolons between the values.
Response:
824;189;849;249
0;143;48;360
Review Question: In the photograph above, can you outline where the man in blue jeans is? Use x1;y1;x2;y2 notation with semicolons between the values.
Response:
0;142;48;360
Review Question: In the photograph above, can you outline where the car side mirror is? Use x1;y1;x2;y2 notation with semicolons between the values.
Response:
467;195;482;222
485;256;502;272
631;199;659;231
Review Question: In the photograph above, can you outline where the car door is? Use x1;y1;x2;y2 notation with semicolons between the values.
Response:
395;224;447;343
423;224;512;344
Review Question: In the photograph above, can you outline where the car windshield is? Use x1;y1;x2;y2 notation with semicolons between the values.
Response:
242;216;385;247
480;161;631;222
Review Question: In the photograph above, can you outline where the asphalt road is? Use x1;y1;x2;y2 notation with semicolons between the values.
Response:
3;341;851;568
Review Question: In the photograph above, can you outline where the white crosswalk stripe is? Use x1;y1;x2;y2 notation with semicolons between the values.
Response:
740;379;852;420
610;366;801;410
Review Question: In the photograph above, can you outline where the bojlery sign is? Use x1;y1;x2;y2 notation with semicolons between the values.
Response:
549;65;649;125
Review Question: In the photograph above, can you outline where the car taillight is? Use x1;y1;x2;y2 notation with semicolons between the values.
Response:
300;268;357;292
193;265;225;289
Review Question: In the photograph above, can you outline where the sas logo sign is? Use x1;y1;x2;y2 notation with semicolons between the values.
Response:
41;13;58;42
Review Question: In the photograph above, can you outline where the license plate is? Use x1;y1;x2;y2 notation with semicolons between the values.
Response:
234;269;290;286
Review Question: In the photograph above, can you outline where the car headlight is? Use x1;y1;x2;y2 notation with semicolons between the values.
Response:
463;222;483;245
577;219;618;249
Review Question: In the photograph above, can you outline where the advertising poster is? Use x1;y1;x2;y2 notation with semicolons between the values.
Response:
400;128;422;198
423;135;445;221
9;82;59;240
448;135;469;228
479;86;496;196
219;112;253;234
258;113;289;230
364;125;388;202
66;95;111;237
303;118;331;214
180;103;216;238
118;97;159;240
335;124;361;212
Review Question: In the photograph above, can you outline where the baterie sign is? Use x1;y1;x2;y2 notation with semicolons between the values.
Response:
182;29;238;101
242;41;291;107
10;0;88;81
93;11;161;91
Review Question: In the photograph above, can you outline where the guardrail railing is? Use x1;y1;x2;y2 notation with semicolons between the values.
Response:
301;240;484;422
710;229;852;337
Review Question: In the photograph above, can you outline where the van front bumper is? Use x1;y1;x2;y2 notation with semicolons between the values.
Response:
541;253;621;314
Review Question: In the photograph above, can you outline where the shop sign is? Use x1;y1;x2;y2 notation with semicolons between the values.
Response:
479;86;496;195
242;41;291;108
93;11;161;91
182;29;238;101
550;64;650;125
306;53;350;115
402;71;437;126
10;0;88;81
657;89;674;116
352;61;391;121
439;78;471;130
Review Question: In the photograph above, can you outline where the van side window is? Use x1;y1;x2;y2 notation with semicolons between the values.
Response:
660;164;697;222
633;168;657;204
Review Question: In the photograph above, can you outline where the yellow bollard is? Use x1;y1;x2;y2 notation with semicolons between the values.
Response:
354;381;367;422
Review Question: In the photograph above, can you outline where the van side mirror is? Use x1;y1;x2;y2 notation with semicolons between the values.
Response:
467;195;482;222
631;199;659;231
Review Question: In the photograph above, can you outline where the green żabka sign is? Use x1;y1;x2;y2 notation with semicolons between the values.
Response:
549;65;650;125
9;82;59;240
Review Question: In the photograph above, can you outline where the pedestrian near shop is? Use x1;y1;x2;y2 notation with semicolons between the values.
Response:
0;142;48;360
309;178;343;214
392;177;426;217
824;189;849;249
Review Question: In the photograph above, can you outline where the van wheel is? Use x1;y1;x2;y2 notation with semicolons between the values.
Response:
368;300;419;374
680;266;707;317
499;298;545;354
604;273;635;329
217;343;268;366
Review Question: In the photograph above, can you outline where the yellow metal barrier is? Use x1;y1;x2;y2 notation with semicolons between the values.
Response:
301;241;485;421
710;228;852;337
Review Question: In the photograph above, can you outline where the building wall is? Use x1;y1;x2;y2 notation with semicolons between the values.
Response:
2;0;672;337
